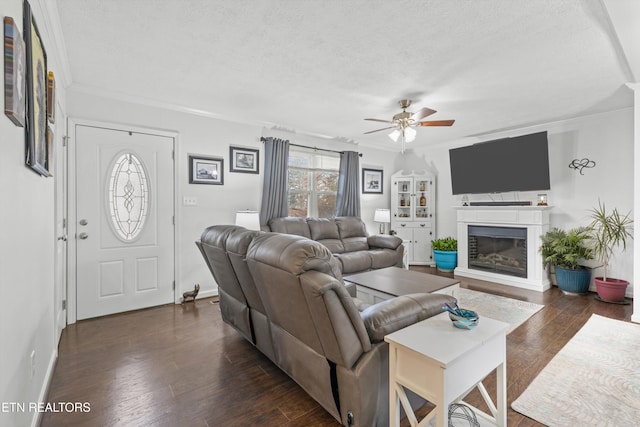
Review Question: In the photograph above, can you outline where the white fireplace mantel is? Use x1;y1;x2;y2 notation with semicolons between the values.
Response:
454;206;552;292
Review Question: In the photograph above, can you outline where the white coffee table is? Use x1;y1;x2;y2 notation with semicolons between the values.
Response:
385;312;509;427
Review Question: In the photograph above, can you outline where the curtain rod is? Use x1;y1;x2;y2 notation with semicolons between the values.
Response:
260;137;362;157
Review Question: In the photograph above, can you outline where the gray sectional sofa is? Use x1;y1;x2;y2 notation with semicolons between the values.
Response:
268;216;404;274
196;224;455;426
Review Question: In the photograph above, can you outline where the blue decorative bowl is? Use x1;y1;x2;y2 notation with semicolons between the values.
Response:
449;309;479;330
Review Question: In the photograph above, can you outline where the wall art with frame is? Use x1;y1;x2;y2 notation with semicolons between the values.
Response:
362;168;383;194
229;146;259;174
4;16;26;127
189;154;224;185
24;0;50;176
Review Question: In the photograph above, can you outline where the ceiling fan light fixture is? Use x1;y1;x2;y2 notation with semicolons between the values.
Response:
404;126;417;142
389;129;401;142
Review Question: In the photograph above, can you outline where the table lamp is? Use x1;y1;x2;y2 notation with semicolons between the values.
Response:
374;209;391;234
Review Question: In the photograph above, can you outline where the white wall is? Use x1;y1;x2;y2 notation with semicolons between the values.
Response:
414;108;635;297
0;1;67;426
66;90;399;300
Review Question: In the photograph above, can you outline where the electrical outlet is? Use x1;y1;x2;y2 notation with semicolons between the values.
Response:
183;197;198;206
30;350;35;378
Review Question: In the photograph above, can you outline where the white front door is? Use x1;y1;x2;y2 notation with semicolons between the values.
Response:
75;125;174;320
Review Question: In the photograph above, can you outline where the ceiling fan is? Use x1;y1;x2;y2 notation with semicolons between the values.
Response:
364;99;455;152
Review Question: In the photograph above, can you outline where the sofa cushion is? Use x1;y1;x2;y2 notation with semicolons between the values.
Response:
308;218;341;240
335;216;368;239
334;251;372;274
316;238;345;254
369;248;401;269
342;236;369;252
268;217;312;239
247;232;342;281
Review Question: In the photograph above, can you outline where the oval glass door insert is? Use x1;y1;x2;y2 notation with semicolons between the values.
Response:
107;152;150;241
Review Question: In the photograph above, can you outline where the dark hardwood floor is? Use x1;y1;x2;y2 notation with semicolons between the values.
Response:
42;268;634;426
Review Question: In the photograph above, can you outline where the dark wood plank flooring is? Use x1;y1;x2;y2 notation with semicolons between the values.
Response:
42;267;633;426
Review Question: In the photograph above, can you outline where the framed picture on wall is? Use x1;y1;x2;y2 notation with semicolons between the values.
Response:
362;168;383;194
229;146;259;174
3;17;26;127
189;155;224;185
24;0;50;176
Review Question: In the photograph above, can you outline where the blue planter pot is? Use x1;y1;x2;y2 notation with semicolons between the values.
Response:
555;266;591;295
433;250;457;272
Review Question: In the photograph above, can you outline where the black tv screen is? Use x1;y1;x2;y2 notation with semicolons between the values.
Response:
449;131;550;195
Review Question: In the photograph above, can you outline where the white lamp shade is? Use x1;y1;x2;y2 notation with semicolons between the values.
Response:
235;210;260;230
388;129;401;142
404;126;417;142
374;208;391;223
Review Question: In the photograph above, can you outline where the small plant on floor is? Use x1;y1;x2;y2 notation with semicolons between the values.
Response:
587;200;633;282
432;237;458;272
539;227;593;295
587;200;633;302
432;237;457;251
540;227;593;270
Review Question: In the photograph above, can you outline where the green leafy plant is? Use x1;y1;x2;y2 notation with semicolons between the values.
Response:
539;227;593;270
588;201;633;281
432;237;457;252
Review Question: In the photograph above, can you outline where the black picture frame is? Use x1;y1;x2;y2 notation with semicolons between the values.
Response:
24;0;49;176
362;168;383;194
229;146;259;174
189;155;224;185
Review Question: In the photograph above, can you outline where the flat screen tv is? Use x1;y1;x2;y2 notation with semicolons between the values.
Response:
449;131;550;195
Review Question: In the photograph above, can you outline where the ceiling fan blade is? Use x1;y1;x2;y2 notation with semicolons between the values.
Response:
363;126;397;134
364;118;394;124
417;119;455;127
410;107;437;121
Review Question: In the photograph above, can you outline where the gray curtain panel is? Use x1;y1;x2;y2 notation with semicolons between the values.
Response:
260;137;290;227
334;151;361;217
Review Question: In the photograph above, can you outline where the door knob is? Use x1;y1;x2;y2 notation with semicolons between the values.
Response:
79;219;88;226
78;232;89;240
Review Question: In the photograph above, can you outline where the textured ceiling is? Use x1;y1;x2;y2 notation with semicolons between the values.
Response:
55;0;636;150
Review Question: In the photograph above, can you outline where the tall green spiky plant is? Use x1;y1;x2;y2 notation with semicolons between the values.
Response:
588;201;633;281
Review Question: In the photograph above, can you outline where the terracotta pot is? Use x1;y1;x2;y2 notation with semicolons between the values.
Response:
594;277;629;302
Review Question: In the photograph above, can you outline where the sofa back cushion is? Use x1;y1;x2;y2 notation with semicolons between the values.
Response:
307;218;345;253
246;232;369;367
268;217;312;239
197;225;252;341
335;216;369;252
226;228;266;314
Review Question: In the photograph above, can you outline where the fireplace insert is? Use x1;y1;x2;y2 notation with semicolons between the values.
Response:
468;225;527;278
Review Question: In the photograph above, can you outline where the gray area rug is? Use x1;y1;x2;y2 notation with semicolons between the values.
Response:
456;288;544;334
511;314;640;427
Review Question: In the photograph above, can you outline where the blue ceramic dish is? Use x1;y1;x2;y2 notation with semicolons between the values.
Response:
449;309;479;330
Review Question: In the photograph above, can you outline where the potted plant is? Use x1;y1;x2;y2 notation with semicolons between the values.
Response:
588;201;633;302
432;237;457;272
539;227;593;295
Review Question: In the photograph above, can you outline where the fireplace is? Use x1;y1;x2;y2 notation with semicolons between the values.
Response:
455;206;551;292
468;226;527;278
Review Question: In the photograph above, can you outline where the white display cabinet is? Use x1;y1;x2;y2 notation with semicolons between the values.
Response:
391;170;436;265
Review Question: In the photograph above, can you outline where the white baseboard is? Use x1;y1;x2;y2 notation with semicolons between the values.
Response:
31;349;58;427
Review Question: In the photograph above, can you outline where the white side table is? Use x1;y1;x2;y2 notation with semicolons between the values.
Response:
385;312;509;427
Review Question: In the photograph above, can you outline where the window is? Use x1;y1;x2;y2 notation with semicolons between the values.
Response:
288;149;339;218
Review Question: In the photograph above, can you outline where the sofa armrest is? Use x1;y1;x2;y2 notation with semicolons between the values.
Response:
367;234;402;250
360;293;456;342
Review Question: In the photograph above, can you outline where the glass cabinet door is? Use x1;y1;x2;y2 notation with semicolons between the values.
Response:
394;178;413;220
